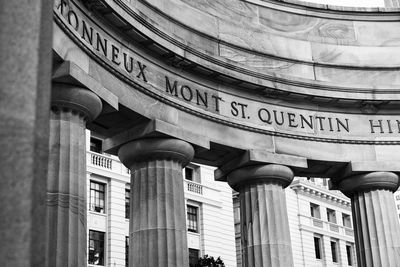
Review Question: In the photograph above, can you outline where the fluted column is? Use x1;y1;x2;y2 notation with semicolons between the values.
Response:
227;164;294;267
47;83;102;267
336;172;400;267
118;138;194;267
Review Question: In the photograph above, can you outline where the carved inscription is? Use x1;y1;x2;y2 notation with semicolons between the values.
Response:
165;77;223;112
57;0;148;83
54;0;400;138
163;77;350;134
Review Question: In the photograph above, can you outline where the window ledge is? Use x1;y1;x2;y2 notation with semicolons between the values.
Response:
187;231;200;236
89;211;107;217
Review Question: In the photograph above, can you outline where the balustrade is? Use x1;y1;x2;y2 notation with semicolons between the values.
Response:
87;151;131;176
87;152;223;204
303;214;354;237
186;180;203;195
90;152;112;169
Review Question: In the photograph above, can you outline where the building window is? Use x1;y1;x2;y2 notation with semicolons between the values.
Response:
185;167;194;181
310;203;321;219
90;137;102;153
397;204;400;210
346;244;354;266
187;205;198;233
125;236;129;267
327;208;336;224
90;181;105;213
189;248;199;267
125;188;130;219
88;230;105;265
314;235;323;259
184;164;201;183
342;213;352;228
331;240;338;263
396;195;400;201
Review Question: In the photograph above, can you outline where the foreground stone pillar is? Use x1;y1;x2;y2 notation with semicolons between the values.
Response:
47;83;102;267
227;164;294;267
336;172;400;267
118;138;194;267
0;1;53;267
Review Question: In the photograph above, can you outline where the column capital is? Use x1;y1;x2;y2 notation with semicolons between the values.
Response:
336;171;400;197
118;138;194;168
227;164;294;191
51;83;102;122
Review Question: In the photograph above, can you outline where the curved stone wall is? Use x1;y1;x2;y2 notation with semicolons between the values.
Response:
101;0;400;100
52;0;400;176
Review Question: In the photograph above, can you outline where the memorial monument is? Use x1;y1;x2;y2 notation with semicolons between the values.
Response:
2;0;400;266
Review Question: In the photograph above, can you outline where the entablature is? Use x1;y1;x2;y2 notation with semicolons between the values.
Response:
73;0;400;102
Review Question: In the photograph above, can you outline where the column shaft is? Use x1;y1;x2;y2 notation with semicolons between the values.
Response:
118;138;194;267
47;84;102;267
351;190;400;267
239;183;293;267
130;160;189;267
228;164;294;267
0;1;52;266
336;171;400;267
47;109;87;267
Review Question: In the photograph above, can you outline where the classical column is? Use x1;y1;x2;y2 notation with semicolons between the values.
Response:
118;138;194;267
0;1;52;266
336;172;400;267
47;83;102;267
227;164;294;267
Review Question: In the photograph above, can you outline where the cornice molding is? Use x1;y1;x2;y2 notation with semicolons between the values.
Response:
244;0;400;19
291;180;351;209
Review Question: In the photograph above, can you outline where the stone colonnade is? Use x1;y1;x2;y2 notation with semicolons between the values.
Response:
42;80;400;267
225;165;400;267
1;3;400;267
1;79;400;267
4;82;398;267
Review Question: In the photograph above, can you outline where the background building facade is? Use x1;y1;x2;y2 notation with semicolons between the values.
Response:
288;178;356;267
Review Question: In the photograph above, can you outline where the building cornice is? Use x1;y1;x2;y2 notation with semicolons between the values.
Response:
290;179;351;209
